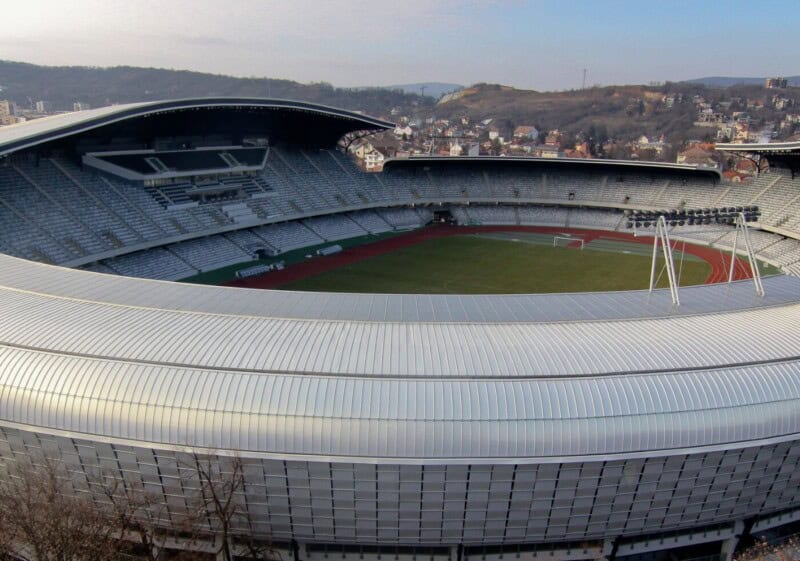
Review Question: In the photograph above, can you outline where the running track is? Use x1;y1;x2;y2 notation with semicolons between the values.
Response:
226;225;753;290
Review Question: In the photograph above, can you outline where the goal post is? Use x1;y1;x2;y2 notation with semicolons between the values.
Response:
553;235;584;249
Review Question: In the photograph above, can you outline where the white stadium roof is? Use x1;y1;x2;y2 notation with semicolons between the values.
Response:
0;97;394;157
1;251;799;462
0;102;148;149
716;140;800;152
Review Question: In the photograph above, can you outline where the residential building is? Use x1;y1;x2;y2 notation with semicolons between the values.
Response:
765;77;788;89
0;100;15;125
513;125;539;141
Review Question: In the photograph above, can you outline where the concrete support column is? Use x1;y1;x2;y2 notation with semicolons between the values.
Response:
720;520;746;561
297;542;311;561
601;539;615;561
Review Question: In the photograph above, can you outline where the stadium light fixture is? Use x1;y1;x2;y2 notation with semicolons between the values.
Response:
626;207;765;298
648;216;680;306
625;206;760;229
728;212;765;297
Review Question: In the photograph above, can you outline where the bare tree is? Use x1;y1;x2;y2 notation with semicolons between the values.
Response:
186;453;244;561
91;470;178;561
0;458;125;561
0;498;17;561
181;452;277;561
0;452;278;561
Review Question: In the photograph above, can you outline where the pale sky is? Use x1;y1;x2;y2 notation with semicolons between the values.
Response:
2;0;799;91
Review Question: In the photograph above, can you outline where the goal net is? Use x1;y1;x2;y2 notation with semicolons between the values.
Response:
553;235;584;249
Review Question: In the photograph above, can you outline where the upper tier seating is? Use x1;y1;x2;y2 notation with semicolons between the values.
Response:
0;148;797;279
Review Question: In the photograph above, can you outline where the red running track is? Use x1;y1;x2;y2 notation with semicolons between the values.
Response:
226;225;753;290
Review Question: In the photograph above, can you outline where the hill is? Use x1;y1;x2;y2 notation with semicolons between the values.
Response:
0;60;432;118
384;82;464;99
432;81;800;151
685;75;800;87
4;60;799;153
435;83;698;145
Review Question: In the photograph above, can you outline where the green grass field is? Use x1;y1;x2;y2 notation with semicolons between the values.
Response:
278;235;713;294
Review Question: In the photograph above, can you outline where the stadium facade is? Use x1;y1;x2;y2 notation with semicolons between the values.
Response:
0;99;800;561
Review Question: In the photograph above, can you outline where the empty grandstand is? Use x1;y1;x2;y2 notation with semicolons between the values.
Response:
0;99;800;561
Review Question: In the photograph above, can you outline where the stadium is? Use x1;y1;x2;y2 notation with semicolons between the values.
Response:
0;98;800;561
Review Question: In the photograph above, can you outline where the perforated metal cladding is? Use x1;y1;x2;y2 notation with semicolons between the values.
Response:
1;427;798;546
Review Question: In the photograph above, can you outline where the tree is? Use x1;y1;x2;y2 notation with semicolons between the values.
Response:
0;450;278;560
91;470;176;561
0;458;124;561
182;453;276;561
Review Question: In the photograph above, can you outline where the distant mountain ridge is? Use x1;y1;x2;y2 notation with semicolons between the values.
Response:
4;59;800;151
685;75;800;87
0;59;431;117
384;82;464;98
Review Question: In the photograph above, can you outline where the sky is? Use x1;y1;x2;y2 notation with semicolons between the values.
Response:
2;0;799;91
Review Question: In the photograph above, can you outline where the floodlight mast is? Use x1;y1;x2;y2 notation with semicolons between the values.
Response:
649;216;680;305
728;212;765;297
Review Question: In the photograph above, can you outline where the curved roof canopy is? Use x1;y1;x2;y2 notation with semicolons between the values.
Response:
384;155;722;179
716;141;800;174
716;141;800;153
0;98;394;156
0;252;799;461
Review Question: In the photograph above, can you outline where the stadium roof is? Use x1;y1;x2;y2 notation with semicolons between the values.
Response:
384;155;723;179
716;141;800;153
716;141;800;174
1;251;799;461
0;98;394;156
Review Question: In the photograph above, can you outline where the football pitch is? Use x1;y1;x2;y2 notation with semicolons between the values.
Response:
277;233;713;294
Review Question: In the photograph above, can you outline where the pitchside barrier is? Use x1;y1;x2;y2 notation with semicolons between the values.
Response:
553;235;585;249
